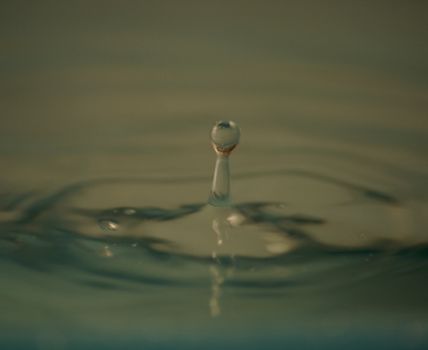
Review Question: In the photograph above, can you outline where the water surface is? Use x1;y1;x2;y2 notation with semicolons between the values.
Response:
1;1;428;349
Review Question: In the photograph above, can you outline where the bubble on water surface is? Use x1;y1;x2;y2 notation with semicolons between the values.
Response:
100;245;114;257
123;208;136;215
98;219;120;232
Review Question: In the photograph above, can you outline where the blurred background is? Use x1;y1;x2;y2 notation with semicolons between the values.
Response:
1;0;427;190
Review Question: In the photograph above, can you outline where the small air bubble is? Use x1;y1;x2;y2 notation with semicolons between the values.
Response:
99;219;120;232
101;245;113;257
123;208;136;215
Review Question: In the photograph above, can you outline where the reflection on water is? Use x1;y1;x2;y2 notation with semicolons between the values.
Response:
1;149;428;349
208;265;224;317
1;0;428;348
1;167;428;348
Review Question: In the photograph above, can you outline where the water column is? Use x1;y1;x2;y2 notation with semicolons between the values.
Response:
208;121;240;207
207;121;240;317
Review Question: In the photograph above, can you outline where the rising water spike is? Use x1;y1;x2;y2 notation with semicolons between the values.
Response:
208;121;240;207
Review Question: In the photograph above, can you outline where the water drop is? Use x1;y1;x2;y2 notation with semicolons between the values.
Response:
123;208;136;215
210;120;240;154
98;219;120;232
101;245;113;257
109;207;136;216
209;120;240;206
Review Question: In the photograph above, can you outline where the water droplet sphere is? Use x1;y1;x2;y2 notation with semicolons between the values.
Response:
211;121;240;154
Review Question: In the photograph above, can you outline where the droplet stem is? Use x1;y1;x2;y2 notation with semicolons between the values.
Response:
209;154;231;206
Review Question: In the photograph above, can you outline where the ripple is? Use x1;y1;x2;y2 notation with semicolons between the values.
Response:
0;162;425;299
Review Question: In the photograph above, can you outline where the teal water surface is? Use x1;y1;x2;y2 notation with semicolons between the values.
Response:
1;1;428;349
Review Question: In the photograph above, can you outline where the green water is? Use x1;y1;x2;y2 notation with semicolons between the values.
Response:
1;1;428;349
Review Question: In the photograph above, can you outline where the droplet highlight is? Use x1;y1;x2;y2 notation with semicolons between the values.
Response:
98;219;120;232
